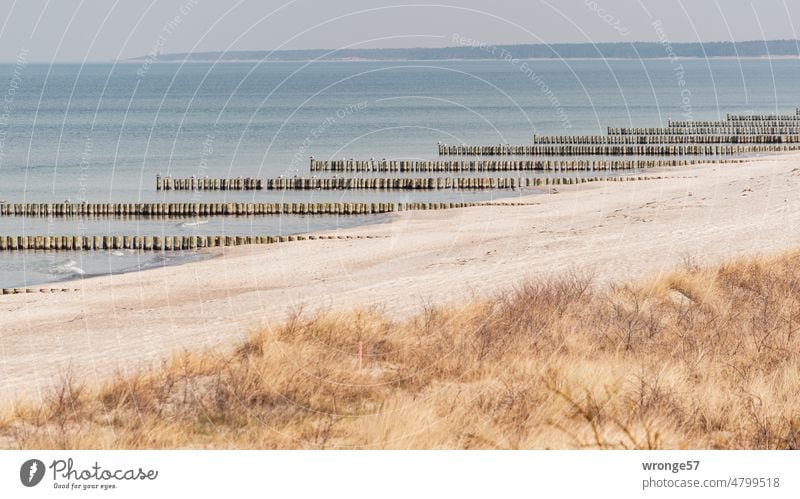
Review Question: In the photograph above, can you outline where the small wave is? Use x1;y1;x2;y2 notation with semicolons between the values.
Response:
52;259;85;276
180;220;209;227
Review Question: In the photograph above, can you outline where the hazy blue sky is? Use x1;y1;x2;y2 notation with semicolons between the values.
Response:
0;0;798;62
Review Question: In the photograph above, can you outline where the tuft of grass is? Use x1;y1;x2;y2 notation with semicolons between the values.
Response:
3;252;800;449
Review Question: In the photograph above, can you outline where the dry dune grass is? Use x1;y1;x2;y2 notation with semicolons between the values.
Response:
2;251;800;449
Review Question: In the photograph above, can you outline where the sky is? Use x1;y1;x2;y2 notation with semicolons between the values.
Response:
0;0;798;62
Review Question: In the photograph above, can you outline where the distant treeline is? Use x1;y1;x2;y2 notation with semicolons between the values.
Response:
135;40;800;62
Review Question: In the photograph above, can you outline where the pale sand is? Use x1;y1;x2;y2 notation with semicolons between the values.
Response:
1;154;799;403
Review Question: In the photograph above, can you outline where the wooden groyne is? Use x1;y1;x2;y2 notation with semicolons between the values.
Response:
157;176;262;191
608;126;800;136
0;199;586;219
669;120;800;128
266;177;534;190
436;144;800;156
726;114;800;121
0;202;397;217
0;233;384;252
159;176;538;191
309;158;745;172
531;134;800;144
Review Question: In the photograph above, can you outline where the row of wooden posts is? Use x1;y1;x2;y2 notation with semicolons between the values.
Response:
608;127;800;136
0;202;398;217
436;144;800;156
155;175;657;191
726;114;800;121
0;200;540;217
668;120;800;128
310;157;748;172
604;113;800;134
0;233;382;252
156;175;262;191
530;134;800;144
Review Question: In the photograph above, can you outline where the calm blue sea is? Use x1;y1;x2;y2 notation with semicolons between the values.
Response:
0;58;799;286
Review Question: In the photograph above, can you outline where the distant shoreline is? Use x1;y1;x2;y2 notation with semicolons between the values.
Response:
124;39;800;63
119;55;800;64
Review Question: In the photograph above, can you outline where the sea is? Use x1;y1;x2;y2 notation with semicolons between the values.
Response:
1;58;799;287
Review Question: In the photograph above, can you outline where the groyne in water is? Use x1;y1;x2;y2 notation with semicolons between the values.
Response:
436;144;800;156
668;120;800;128
158;176;535;191
0;202;397;217
154;173;668;191
726;114;800;121
308;158;746;172
530;135;800;144
0;233;384;252
608;127;800;135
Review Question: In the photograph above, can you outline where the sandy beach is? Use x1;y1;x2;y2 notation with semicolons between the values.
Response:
2;153;799;403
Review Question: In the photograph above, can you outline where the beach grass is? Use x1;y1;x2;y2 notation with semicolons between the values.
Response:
2;251;800;449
